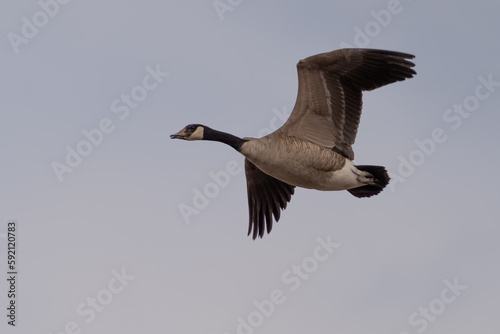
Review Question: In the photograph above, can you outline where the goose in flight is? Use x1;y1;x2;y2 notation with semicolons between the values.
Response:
171;48;416;239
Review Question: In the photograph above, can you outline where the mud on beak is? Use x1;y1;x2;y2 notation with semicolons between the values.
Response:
170;129;187;139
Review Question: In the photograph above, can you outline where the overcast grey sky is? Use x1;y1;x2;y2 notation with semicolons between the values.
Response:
1;1;499;333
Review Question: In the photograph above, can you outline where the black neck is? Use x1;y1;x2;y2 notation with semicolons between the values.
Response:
203;127;247;151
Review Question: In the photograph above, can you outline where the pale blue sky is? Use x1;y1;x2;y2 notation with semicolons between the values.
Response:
1;1;499;333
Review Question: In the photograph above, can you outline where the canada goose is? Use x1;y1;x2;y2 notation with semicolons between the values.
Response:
171;48;416;239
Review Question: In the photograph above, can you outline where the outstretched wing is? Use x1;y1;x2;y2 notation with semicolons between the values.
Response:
244;159;295;239
278;48;416;159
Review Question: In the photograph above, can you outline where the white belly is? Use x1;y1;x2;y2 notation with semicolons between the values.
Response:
315;159;364;190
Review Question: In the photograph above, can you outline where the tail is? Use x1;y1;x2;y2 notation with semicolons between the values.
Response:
347;165;390;198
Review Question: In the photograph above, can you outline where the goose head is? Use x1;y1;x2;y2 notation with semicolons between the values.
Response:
170;124;206;141
171;124;246;151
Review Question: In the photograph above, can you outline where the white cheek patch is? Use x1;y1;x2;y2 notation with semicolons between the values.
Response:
188;126;204;140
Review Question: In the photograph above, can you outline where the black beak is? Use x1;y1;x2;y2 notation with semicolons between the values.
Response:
170;130;186;139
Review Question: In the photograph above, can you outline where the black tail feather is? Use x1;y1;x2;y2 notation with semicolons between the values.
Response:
347;165;390;198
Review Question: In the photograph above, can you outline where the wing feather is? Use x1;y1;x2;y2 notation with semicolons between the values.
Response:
278;48;416;159
245;159;295;239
